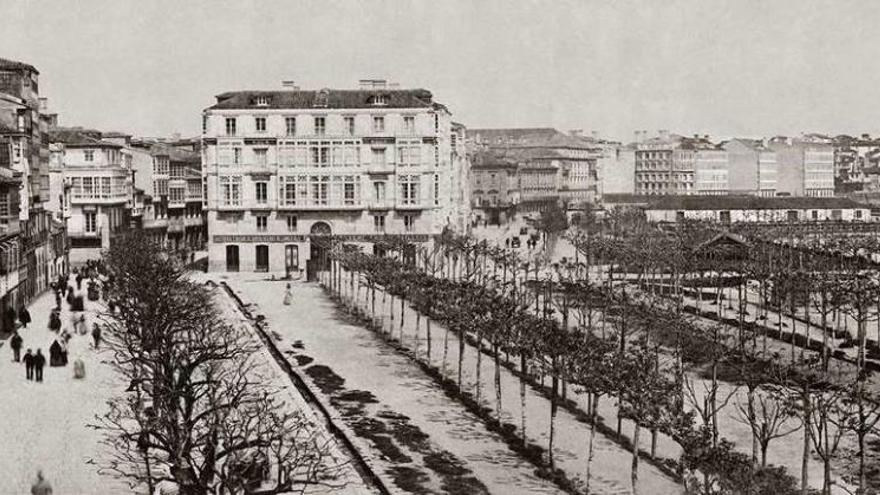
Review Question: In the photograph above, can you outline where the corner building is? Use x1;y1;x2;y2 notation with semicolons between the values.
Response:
202;86;469;278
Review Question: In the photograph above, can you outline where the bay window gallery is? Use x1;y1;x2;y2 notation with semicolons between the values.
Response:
279;175;360;207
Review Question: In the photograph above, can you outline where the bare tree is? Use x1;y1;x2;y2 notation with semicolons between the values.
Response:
92;232;346;494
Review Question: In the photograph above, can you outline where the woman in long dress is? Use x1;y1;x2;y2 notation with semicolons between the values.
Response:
283;283;293;305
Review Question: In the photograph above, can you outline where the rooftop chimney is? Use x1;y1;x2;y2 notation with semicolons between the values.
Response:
634;130;641;144
659;129;669;140
282;80;299;90
359;79;388;89
591;131;599;139
38;97;48;112
569;129;583;137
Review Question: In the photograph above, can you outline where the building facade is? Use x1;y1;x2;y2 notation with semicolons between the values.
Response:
0;57;67;326
646;196;870;224
469;149;519;225
468;128;601;206
202;84;469;277
47;127;131;264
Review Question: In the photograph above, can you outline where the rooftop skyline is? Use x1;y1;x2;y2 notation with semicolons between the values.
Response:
2;0;880;141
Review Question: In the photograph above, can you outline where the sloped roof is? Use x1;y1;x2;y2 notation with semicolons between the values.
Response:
469;127;596;150
209;89;435;110
0;57;38;74
601;193;656;205
150;143;199;163
47;127;121;148
647;195;868;211
470;149;518;169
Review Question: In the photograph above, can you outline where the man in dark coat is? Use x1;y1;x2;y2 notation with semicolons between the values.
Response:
76;273;83;290
49;341;62;367
18;306;31;328
10;331;22;362
33;349;45;382
23;349;34;380
91;323;102;349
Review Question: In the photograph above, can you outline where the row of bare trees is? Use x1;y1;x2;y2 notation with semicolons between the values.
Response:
92;232;342;495
321;234;819;495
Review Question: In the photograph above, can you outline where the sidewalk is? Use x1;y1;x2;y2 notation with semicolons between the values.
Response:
0;277;129;494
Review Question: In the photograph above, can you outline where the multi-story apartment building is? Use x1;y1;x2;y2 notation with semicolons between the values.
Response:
202;83;469;277
693;148;729;195
468;128;601;205
154;144;205;252
47;127;131;263
768;137;835;197
601;144;635;195
803;144;835;197
632;132;714;195
469;149;520;225
0;57;66;322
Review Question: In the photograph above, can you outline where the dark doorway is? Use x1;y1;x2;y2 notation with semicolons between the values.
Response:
225;245;239;272
285;245;299;278
308;241;327;282
255;245;269;272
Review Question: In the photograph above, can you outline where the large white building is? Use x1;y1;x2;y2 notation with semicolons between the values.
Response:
47;127;132;263
202;83;469;277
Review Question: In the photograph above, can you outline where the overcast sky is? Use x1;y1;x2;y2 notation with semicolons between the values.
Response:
2;0;878;141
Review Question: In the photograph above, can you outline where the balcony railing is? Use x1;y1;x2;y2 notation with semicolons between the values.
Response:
366;162;396;174
184;216;203;227
168;218;185;233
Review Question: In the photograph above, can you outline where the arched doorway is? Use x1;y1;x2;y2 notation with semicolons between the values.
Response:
307;222;332;282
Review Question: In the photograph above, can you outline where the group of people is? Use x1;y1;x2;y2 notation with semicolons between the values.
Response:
8;265;107;382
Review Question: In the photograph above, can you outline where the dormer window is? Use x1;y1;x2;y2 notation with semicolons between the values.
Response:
369;94;389;106
313;89;330;108
255;96;270;107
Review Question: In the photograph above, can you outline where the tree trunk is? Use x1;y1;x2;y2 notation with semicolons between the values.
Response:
586;394;599;495
458;328;465;391
631;423;641;495
549;373;558;469
494;344;502;421
414;312;421;355
475;330;483;405
399;296;405;342
748;385;758;465
802;391;810;495
520;354;528;445
426;316;432;363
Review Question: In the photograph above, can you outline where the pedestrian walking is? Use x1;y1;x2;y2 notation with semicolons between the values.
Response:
283;283;293;305
48;309;61;332
30;470;53;495
18;306;31;328
77;314;87;335
50;340;63;367
23;349;34;380
76;273;83;290
92;323;102;349
34;349;45;382
10;330;22;362
73;357;85;379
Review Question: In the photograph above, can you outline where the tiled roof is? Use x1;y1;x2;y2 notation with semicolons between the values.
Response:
469;128;596;150
601;193;656;204
47;127;122;148
470;149;518;169
150;144;199;163
209;89;435;110
647;195;868;211
0;57;38;74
